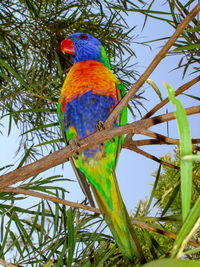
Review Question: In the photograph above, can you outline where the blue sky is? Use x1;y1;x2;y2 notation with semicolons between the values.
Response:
1;1;199;213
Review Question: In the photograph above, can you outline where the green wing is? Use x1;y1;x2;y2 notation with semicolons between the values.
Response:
114;82;127;168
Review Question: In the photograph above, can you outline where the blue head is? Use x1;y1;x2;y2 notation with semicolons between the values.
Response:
61;32;110;68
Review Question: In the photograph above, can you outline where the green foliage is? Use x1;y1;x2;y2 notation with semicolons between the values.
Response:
0;197;109;265
171;197;200;258
153;148;200;216
143;259;200;267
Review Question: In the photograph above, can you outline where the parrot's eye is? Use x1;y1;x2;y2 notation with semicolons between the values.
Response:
80;34;88;40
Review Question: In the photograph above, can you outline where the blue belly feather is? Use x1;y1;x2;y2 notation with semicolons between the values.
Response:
64;90;118;157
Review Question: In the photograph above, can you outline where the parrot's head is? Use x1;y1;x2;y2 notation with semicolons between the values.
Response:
61;33;110;68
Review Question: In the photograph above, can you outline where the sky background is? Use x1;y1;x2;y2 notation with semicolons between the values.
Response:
0;1;199;213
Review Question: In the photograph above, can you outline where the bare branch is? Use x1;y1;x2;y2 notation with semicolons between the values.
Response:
129;139;200;148
0;105;199;189
133;105;200;129
131;128;200;151
105;3;200;128
143;75;200;119
124;105;200;143
123;140;179;170
0;187;100;214
123;140;200;180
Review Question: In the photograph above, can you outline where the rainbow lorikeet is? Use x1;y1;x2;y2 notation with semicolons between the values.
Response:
57;33;143;261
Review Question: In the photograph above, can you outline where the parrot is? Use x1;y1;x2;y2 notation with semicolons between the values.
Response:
57;32;144;261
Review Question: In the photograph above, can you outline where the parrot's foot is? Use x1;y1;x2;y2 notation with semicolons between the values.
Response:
96;120;105;131
69;138;80;159
96;121;115;143
111;137;115;143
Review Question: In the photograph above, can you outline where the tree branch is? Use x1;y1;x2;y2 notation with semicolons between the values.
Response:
123;140;180;170
0;259;16;267
124;105;200;143
128;138;200;148
133;105;200;129
131;219;200;248
0;105;199;189
0;187;100;214
123;140;200;180
105;3;200;128
143;75;200;119
129;128;200;151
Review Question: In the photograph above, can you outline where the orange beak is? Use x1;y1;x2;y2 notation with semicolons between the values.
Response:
61;39;74;55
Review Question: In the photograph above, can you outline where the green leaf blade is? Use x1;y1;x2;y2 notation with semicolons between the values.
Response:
165;82;192;221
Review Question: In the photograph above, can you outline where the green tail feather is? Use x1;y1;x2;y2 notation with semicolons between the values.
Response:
74;137;145;261
90;171;144;262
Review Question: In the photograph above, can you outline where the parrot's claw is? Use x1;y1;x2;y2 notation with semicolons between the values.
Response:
69;138;80;159
96;121;115;142
96;120;105;131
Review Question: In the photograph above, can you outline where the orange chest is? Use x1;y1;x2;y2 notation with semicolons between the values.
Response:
60;60;120;103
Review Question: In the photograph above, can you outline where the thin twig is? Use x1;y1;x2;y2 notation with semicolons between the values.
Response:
129;138;200;148
123;140;200;180
171;0;200;44
131;128;200;151
123;140;179;170
129;139;167;146
143;76;200;119
0;187;100;214
131;219;200;248
0;259;16;267
133;105;200;129
20;91;57;104
125;105;200;143
105;3;200;128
